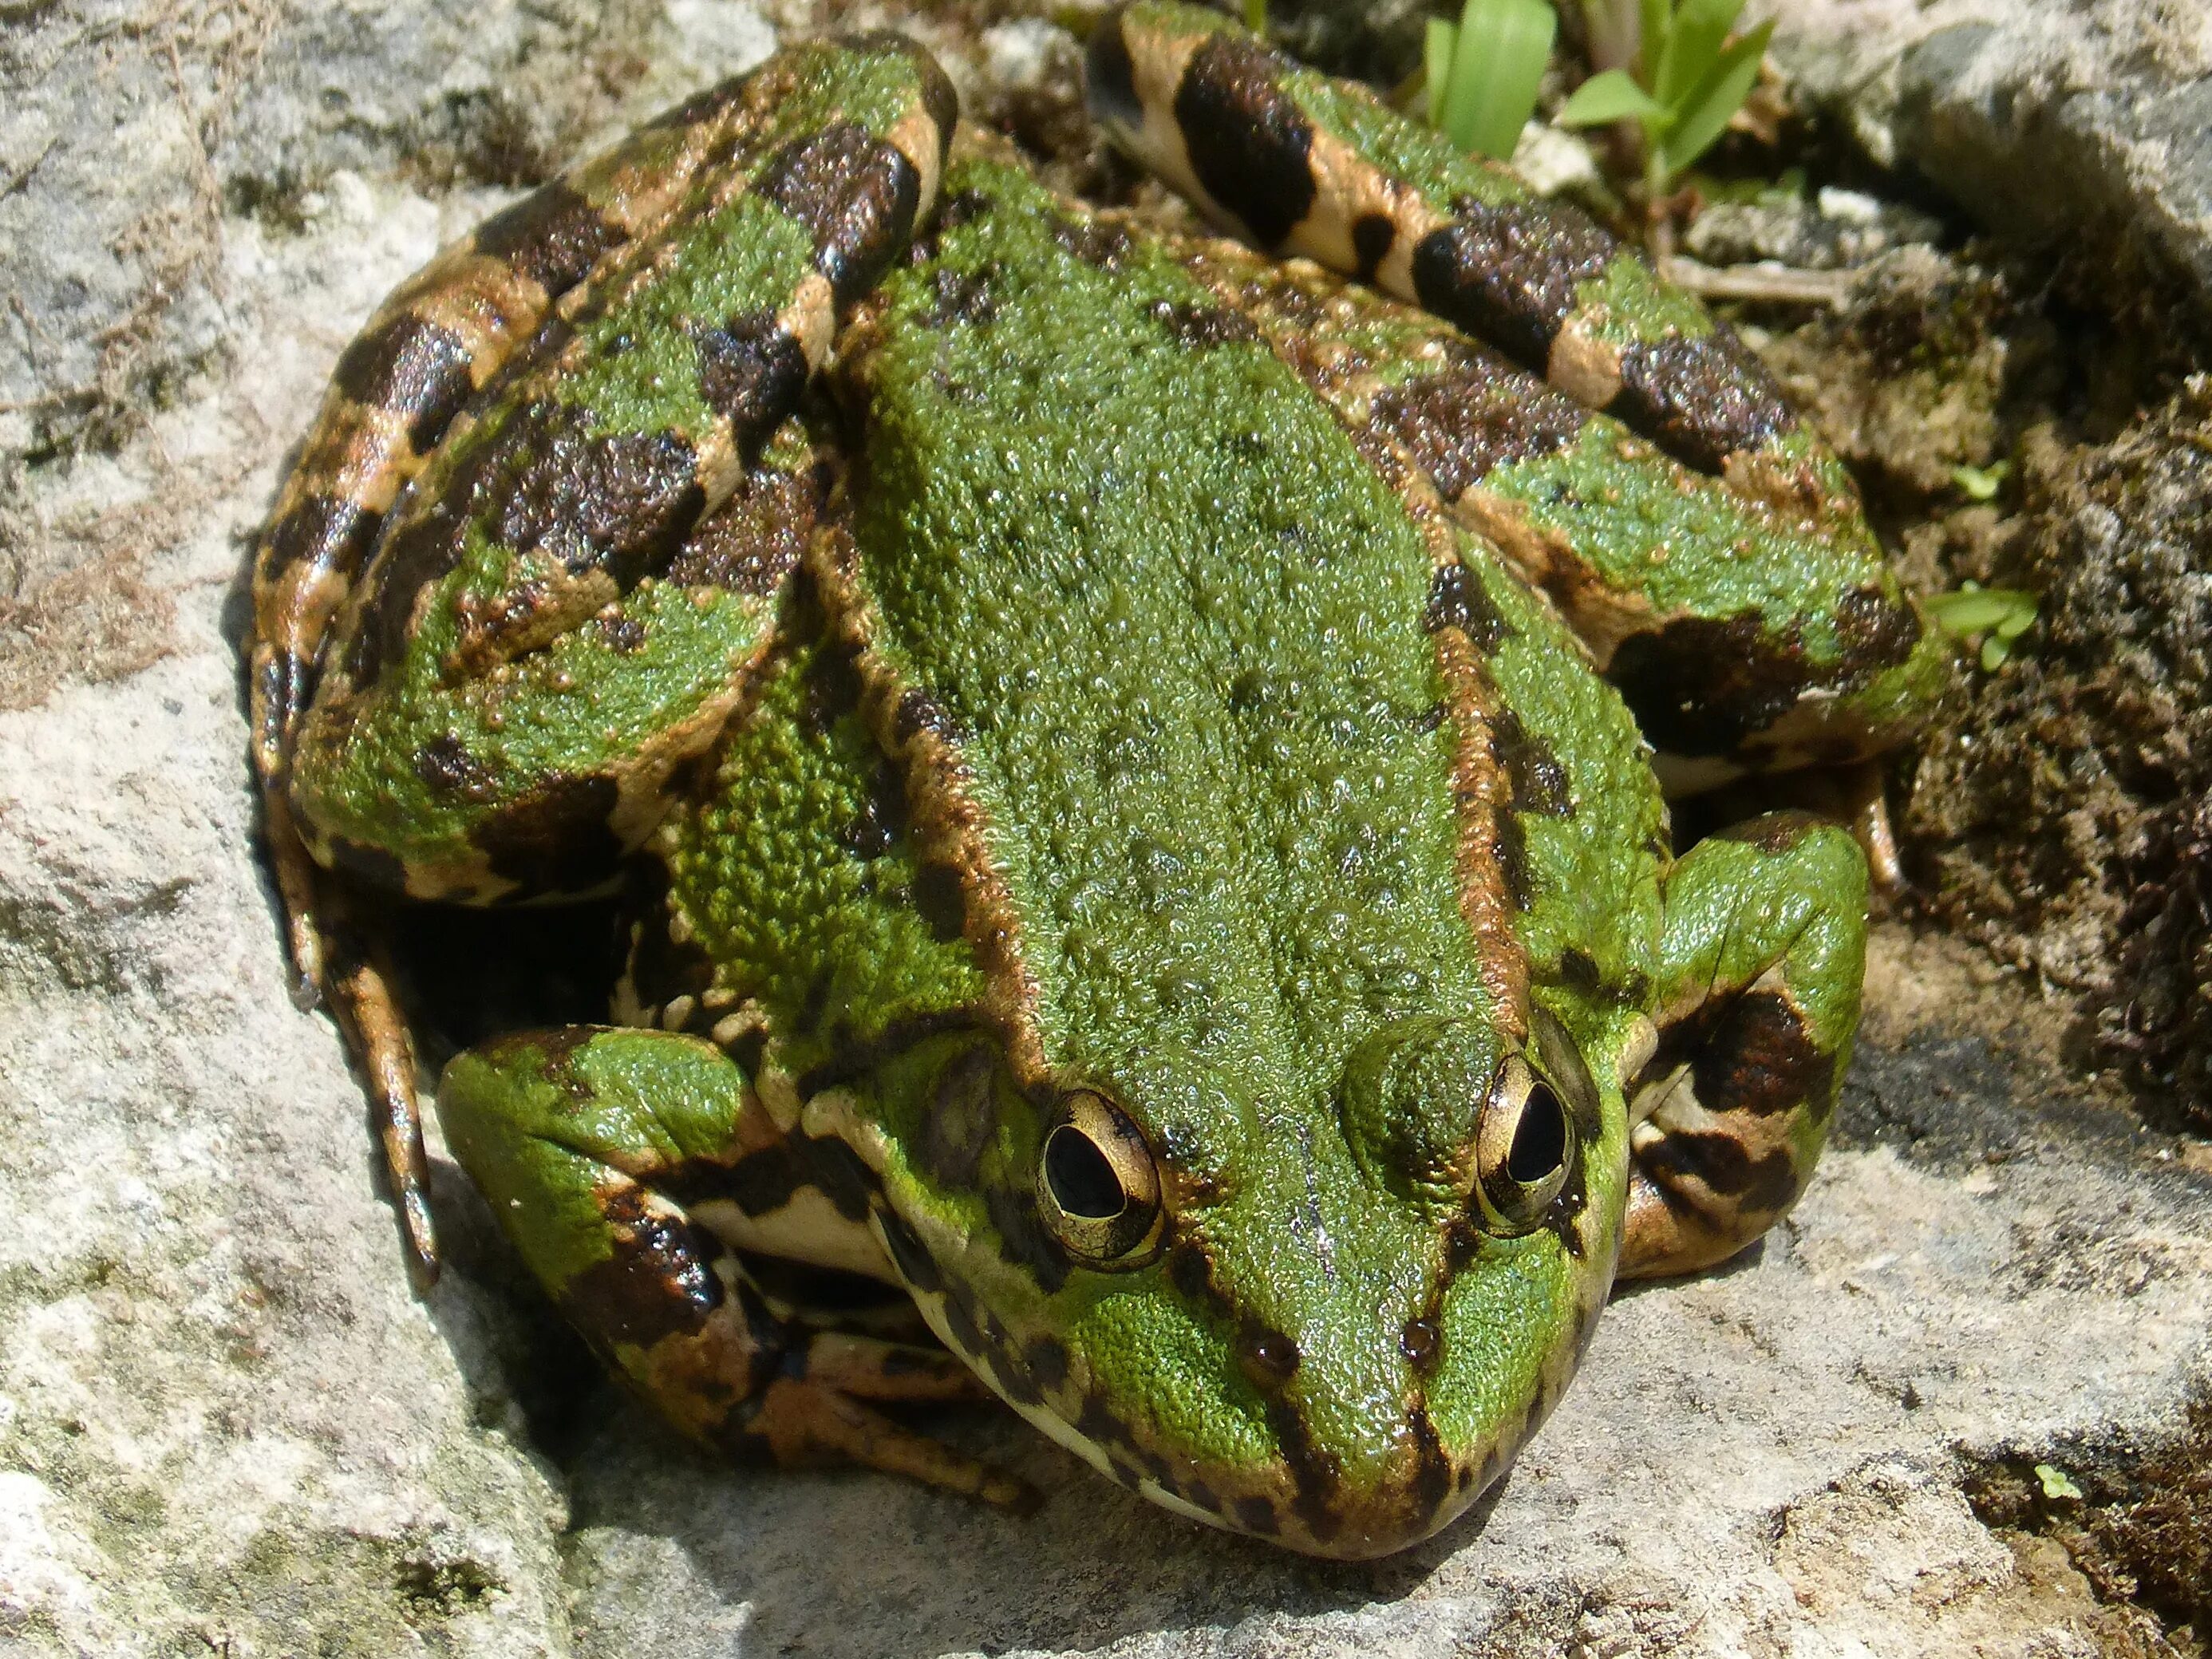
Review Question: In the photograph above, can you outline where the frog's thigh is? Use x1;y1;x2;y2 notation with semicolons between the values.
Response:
1620;813;1866;1278
438;1027;1028;1507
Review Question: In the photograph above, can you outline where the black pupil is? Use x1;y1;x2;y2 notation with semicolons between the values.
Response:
1507;1083;1568;1185
1044;1125;1125;1219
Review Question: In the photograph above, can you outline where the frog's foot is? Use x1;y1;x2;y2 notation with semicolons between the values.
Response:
1620;812;1867;1278
317;887;439;1287
436;1026;1032;1511
748;1337;1035;1511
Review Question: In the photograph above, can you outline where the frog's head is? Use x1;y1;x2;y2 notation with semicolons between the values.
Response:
844;998;1629;1558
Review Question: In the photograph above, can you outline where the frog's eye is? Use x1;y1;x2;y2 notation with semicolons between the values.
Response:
1472;1054;1575;1233
1037;1088;1164;1269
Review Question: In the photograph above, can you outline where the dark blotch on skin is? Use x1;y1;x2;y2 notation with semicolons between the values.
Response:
264;494;385;589
916;263;1001;330
473;182;629;298
1267;1401;1345;1545
693;313;811;458
913;861;968;944
348;397;705;691
1411;201;1617;373
799;644;863;737
1408;1405;1454;1522
1151;299;1260;350
1076;1395;1141;1458
1639;1128;1803;1216
1174;35;1317;250
332;313;478;452
470;772;622;892
874;1203;943;1292
985;1182;1070;1295
1835;585;1926;666
1491;706;1572;817
800;1136;882;1224
726;1144;809;1218
1166;1238;1232;1316
1714;810;1823;856
1654;989;1836;1124
837;756;907;861
1491;808;1534;911
414;734;498;806
1610;330;1794;475
315;834;413;896
1605;595;1922;760
1233;1495;1281;1537
1370;353;1587;500
491;413;706;586
1351;212;1394;281
1084;14;1142;132
664;462;816;595
916;1044;997;1188
1023;1334;1069;1394
1423;560;1515;652
1052;216;1132;272
752;121;922;306
559;1186;723;1349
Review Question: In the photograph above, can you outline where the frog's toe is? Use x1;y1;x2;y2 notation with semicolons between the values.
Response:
744;1374;1037;1513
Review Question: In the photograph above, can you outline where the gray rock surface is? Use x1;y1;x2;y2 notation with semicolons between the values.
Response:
1;2;2206;1654
1761;0;2212;323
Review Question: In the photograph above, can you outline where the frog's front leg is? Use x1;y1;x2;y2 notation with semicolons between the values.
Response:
1621;813;1866;1277
439;1027;1031;1507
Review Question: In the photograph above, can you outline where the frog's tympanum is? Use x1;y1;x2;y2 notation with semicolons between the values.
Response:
249;2;1947;1557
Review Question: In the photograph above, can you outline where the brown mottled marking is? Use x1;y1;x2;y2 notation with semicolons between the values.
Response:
1605;591;1922;766
1369;352;1589;502
1410;202;1617;373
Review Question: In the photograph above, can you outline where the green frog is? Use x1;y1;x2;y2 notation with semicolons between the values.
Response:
247;2;1947;1558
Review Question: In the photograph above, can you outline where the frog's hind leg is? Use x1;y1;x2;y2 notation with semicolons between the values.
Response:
1620;812;1867;1278
252;36;960;1283
437;1027;1032;1509
1096;2;1949;786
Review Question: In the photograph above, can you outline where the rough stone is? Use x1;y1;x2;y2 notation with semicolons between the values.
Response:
1761;0;2212;328
0;2;2206;1655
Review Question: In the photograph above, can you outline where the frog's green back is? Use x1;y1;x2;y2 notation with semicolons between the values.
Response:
666;157;1657;1554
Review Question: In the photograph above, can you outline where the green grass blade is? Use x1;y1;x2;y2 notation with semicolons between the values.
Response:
1654;0;1744;110
1437;0;1558;158
1657;16;1771;179
1245;0;1268;33
1637;0;1670;81
1556;68;1665;126
1426;17;1459;127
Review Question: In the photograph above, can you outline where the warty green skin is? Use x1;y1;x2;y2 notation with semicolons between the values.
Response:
270;10;1928;1558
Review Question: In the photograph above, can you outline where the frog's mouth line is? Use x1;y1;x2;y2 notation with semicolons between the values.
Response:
867;1177;1589;1558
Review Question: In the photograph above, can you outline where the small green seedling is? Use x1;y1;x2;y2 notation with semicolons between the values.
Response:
1424;0;1558;160
1554;0;1775;196
1926;582;2039;672
2034;1463;2084;1504
1952;460;2012;502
